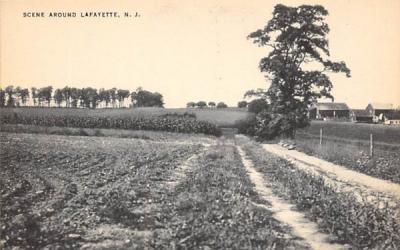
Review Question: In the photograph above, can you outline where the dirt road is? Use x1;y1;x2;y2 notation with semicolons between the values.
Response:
237;146;345;250
262;144;400;203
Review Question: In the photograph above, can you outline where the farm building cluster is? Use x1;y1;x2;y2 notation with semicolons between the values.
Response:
309;102;400;125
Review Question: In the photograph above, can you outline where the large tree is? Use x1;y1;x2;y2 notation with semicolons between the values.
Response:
54;89;64;107
248;4;350;138
196;101;207;109
16;88;29;106
70;87;80;108
5;86;15;107
117;89;130;108
38;86;53;107
131;88;164;108
0;88;6;107
31;87;38;106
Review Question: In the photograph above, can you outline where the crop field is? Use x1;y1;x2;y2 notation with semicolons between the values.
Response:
0;107;249;128
0;132;307;249
0;108;221;136
295;121;400;183
1;130;399;249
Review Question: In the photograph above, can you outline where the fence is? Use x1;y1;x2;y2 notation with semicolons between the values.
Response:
317;129;374;157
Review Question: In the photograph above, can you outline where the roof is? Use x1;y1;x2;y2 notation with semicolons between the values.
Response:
352;109;371;117
368;103;394;110
312;102;349;111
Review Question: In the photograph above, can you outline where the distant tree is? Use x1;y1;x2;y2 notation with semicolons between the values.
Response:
117;89;130;108
248;99;269;114
5;86;15;107
238;101;248;108
31;87;38;106
99;88;111;108
109;88;118;108
38;86;53;107
208;101;216;107
14;87;22;106
186;102;196;108
81;87;98;108
248;4;350;138
77;88;85;108
0;88;6;107
70;88;80;108
61;86;72;107
196;101;207;109
18;88;29;106
131;88;164;107
216;102;228;108
54;89;64;107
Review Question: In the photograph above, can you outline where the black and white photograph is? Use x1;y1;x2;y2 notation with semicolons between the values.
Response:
0;0;399;249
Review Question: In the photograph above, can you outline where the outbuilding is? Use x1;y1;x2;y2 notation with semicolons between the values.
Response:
383;111;400;125
351;109;373;123
366;103;394;119
309;102;350;120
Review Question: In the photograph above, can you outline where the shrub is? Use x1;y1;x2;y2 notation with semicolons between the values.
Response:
237;101;248;108
248;99;269;114
236;116;256;136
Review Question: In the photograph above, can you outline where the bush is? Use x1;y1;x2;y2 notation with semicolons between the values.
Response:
253;111;281;140
236;116;256;136
236;111;281;140
248;99;269;114
237;101;248;108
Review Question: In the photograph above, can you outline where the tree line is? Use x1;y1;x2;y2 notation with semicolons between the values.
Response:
0;85;164;108
184;100;267;111
186;101;228;109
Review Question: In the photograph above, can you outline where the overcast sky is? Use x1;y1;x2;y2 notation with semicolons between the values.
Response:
1;0;399;108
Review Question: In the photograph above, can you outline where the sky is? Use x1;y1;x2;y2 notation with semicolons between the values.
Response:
1;0;399;108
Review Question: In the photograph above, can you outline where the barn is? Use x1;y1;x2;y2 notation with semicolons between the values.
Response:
351;109;373;123
309;102;350;120
383;111;400;125
366;103;394;122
